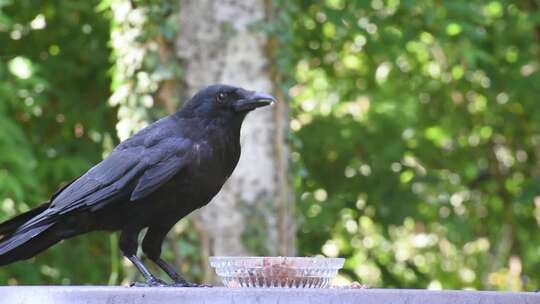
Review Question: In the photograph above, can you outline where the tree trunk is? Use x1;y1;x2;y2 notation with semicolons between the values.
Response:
176;0;295;281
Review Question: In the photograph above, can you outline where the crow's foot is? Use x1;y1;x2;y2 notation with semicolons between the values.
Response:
130;277;169;287
171;280;212;288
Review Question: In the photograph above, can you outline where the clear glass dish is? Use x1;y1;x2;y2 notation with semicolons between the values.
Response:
209;256;345;288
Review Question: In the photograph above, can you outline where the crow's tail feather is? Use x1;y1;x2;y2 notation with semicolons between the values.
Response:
0;222;59;266
0;203;62;266
0;202;50;238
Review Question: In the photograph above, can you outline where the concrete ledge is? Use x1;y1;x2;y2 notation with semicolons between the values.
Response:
0;286;538;304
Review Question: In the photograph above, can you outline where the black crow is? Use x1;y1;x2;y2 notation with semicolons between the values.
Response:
0;84;276;286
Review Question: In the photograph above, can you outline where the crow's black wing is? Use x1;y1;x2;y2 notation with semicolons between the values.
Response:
12;141;193;249
18;147;183;227
12;149;141;231
50;147;144;214
50;137;193;214
130;151;187;201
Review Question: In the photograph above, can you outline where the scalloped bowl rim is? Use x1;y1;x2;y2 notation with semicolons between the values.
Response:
209;256;345;268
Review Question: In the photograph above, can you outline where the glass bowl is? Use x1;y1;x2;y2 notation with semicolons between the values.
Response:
209;256;345;288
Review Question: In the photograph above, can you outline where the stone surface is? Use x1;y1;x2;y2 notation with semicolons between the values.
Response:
0;286;538;304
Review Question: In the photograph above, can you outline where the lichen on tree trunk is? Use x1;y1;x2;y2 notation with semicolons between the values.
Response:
177;0;295;281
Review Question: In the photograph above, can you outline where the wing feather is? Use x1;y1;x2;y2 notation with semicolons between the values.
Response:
48;137;192;214
50;150;141;212
130;153;187;201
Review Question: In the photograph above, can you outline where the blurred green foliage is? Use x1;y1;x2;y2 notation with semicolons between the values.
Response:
286;0;540;291
0;0;116;284
0;0;539;291
104;0;182;141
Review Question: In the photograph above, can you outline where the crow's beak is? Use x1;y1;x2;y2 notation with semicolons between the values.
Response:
233;91;277;112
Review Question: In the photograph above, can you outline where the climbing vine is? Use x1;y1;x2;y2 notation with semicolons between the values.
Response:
105;0;182;140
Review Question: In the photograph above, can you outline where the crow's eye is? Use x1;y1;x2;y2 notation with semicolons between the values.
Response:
217;92;227;102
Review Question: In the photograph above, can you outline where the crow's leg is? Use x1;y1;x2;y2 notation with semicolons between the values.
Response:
119;229;167;287
143;225;209;287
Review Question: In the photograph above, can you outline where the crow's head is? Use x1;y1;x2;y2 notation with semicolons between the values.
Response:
182;84;276;119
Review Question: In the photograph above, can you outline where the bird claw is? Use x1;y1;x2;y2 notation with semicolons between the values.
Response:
130;279;211;288
130;278;169;287
171;280;212;288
